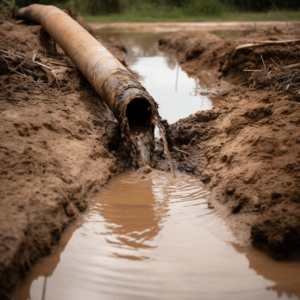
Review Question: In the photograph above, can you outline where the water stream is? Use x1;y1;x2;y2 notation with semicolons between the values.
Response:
155;120;176;176
13;29;300;300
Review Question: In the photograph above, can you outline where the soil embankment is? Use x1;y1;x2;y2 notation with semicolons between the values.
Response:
158;27;300;259
0;11;127;299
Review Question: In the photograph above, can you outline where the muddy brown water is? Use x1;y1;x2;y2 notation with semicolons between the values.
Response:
13;171;300;299
13;30;300;299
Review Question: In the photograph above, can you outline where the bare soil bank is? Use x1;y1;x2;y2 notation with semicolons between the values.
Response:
158;27;300;259
0;11;129;299
1;10;300;299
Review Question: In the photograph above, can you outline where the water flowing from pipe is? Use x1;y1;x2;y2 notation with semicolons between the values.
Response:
155;120;176;177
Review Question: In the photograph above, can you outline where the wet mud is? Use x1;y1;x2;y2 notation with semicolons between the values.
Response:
1;8;300;300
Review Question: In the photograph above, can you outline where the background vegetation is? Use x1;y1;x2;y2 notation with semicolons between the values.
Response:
9;0;300;21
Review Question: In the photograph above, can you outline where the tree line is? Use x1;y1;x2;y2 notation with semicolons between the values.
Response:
15;0;300;15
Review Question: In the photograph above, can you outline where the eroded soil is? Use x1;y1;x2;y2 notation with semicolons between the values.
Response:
0;11;128;300
158;27;300;259
1;9;300;300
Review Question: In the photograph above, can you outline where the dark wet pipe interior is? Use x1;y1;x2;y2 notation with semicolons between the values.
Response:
126;98;152;132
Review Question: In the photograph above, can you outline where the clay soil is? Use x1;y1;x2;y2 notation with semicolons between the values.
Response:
0;10;128;299
0;9;300;300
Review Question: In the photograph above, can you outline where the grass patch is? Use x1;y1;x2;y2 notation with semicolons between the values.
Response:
84;10;300;23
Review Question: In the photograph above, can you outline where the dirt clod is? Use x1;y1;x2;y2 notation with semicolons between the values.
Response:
137;166;153;174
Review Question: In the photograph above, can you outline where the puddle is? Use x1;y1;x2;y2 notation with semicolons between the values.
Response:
96;29;214;124
13;171;300;300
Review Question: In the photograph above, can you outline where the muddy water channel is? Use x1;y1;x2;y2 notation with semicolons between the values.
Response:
13;30;300;300
14;171;300;300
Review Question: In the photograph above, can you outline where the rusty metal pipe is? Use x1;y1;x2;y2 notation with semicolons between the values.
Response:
17;4;157;160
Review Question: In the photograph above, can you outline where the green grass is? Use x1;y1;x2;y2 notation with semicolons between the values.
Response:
221;10;300;22
84;10;300;23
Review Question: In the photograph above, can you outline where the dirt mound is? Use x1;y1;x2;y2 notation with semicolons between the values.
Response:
159;27;300;85
0;11;131;299
160;28;300;259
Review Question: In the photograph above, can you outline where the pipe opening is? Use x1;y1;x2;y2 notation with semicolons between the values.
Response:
126;98;152;135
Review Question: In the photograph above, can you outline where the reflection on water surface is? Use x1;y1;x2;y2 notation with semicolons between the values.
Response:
14;171;300;300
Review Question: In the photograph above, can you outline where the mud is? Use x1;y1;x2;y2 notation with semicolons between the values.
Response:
1;8;300;300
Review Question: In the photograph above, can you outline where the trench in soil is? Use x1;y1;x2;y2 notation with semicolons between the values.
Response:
13;29;300;300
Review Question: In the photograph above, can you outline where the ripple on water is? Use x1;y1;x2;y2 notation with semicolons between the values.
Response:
13;171;300;300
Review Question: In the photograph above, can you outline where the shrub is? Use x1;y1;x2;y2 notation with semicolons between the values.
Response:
183;0;223;16
229;0;271;12
63;0;120;14
16;0;62;7
83;0;120;14
223;0;300;12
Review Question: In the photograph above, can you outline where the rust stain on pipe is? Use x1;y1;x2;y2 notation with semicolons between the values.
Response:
17;4;158;165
